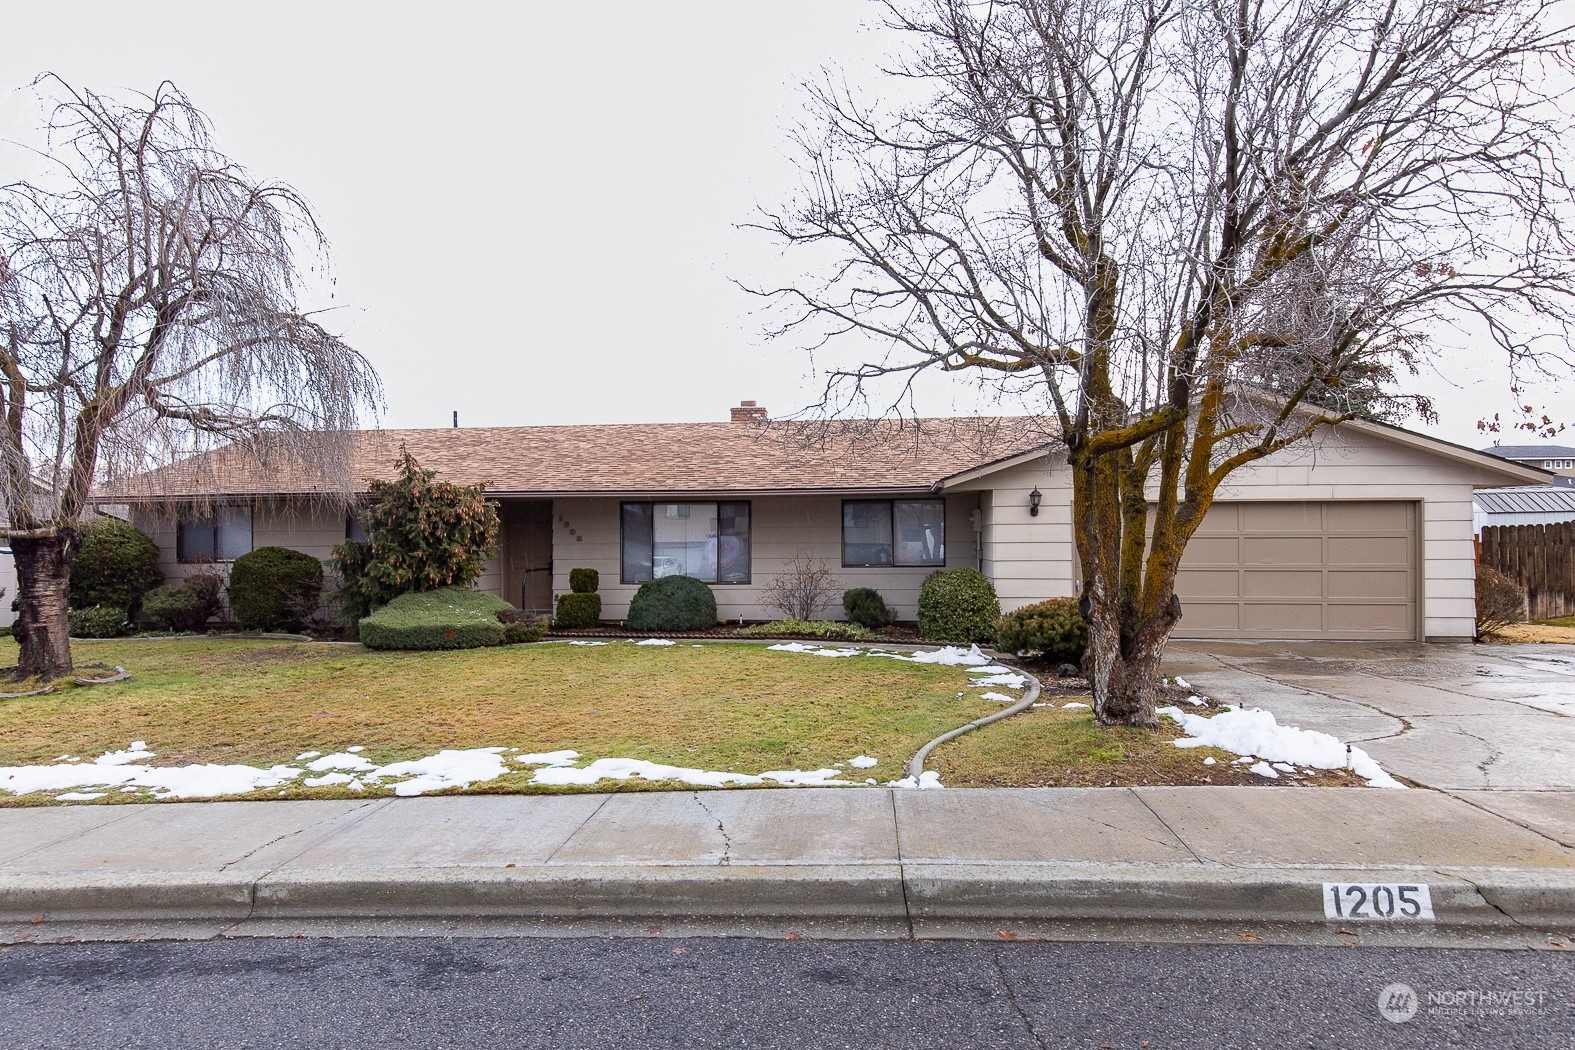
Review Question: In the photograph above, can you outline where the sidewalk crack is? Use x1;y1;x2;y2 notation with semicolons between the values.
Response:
992;948;1049;1050
691;792;731;866
891;790;914;940
1438;868;1536;931
542;793;615;864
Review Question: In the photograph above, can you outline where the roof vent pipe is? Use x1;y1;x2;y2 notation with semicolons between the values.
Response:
453;411;458;429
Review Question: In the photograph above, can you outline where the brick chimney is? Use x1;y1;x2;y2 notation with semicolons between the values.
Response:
730;400;768;423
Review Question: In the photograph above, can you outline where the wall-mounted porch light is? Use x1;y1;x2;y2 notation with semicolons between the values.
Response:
1029;487;1042;516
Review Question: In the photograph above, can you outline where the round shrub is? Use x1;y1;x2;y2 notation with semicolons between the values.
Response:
69;517;163;613
359;586;509;650
496;608;548;644
842;587;893;629
917;568;1000;644
626;575;717;633
996;597;1087;663
142;583;209;632
69;604;128;638
555;591;602;629
227;546;324;631
569;567;600;594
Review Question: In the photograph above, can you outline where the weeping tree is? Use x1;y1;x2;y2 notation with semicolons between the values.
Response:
0;76;382;680
757;0;1575;726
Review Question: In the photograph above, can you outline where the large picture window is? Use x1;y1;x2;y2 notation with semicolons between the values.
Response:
842;499;945;567
177;506;253;563
621;502;751;584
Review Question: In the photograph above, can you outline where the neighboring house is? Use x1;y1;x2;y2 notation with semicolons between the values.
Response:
1481;443;1575;479
1473;486;1575;533
95;402;1544;642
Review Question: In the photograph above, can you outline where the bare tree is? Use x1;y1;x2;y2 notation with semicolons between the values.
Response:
0;76;382;680
756;0;1575;725
761;549;838;621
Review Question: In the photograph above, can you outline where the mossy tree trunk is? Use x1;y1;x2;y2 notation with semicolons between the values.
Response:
12;531;79;682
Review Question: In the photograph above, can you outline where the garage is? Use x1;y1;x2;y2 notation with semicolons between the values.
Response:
1172;501;1417;640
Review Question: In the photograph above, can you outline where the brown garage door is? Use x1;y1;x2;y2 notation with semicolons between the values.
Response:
1171;501;1417;640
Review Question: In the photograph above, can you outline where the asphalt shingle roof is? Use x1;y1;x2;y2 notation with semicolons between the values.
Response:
99;417;1058;501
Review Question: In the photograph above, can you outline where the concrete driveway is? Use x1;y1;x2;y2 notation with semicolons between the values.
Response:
1161;640;1575;848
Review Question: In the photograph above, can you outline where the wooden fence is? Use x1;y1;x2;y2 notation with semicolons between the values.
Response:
1479;522;1575;620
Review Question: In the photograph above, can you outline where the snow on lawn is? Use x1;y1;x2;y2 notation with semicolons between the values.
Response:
527;758;858;789
1159;704;1403;788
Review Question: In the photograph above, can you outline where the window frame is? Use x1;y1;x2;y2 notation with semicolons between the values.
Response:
841;498;947;568
176;505;254;564
619;501;752;585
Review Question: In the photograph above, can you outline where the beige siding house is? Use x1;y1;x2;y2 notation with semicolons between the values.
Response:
101;403;1544;641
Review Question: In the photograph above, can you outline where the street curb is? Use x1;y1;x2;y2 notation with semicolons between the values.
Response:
4;863;1570;941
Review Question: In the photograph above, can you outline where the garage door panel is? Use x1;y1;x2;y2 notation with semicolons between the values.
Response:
1327;536;1411;565
1177;569;1243;598
1243;536;1323;565
1243;570;1324;598
1173;501;1416;640
1328;569;1411;599
1241;503;1324;531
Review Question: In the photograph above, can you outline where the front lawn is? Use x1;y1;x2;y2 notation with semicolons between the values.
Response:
0;638;1010;802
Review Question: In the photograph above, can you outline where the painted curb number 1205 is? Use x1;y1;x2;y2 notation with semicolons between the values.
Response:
1323;883;1435;921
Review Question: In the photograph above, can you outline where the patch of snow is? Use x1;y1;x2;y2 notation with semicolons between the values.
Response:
346;746;366;753
530;757;764;788
95;743;154;766
1062;701;1091;709
1173;677;1191;690
1160;705;1404;788
766;642;863;658
971;673;1029;688
1272;762;1297;773
1184;695;1205;706
295;751;322;761
303;772;356;788
517;749;580;767
877;644;991;666
363;747;511;796
636;638;676;646
759;768;858;786
567;640;609;646
980;692;1017;703
848;755;878;768
1249;761;1280;779
1202;757;1216;766
967;664;1016;675
889;770;945;789
306;752;377;773
55;792;105;801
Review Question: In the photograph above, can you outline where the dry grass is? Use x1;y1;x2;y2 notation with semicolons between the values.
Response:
1484;622;1575;644
930;700;1364;788
0;638;999;794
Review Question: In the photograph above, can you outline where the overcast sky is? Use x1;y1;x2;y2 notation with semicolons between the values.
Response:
2;0;1564;450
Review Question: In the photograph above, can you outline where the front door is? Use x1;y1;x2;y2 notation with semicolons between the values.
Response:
503;501;553;614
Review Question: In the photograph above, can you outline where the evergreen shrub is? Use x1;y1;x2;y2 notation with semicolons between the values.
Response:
69;517;163;614
358;587;511;650
227;546;324;631
554;591;602;629
916;568;1000;644
626;575;717;632
996;597;1087;663
569;568;599;594
842;587;894;629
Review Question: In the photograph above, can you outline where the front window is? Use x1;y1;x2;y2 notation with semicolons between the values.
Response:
177;506;253;563
621;502;751;584
842;499;945;567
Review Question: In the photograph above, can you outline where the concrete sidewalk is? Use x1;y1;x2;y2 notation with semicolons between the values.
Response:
4;787;1572;947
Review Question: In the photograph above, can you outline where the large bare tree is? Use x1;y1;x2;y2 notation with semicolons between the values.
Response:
757;0;1575;725
0;76;382;680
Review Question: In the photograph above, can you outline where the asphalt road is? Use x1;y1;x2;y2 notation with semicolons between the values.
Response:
1;937;1569;1049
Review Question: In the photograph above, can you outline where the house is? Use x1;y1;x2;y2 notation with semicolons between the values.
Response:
1480;443;1575;480
96;402;1545;642
1473;486;1575;533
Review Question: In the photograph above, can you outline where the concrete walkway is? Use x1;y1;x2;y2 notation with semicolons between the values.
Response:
3;785;1572;947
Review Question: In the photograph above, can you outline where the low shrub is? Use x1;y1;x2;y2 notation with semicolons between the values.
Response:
555;591;602;629
842;587;894;629
569;567;599;594
626;575;717;632
496;607;548;644
996;597;1087;663
69;604;128;638
141;579;224;632
228;547;324;631
359;587;512;650
917;568;1001;644
69;517;162;614
1476;565;1527;637
736;619;874;641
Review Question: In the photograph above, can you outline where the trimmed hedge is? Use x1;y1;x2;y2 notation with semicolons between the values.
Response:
69;604;128;638
555;591;602;629
996;597;1087;663
917;568;1001;644
569;568;599;594
626;575;717;632
69;517;163;614
842;587;893;629
359;586;513;650
228;547;324;631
